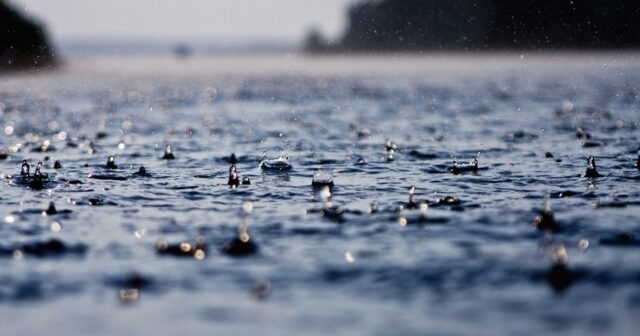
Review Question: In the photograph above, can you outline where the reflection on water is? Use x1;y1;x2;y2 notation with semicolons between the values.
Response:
0;54;639;335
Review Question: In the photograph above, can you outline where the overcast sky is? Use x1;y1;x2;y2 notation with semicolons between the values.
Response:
9;0;354;43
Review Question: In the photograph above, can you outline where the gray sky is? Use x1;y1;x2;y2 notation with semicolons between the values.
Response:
9;0;354;43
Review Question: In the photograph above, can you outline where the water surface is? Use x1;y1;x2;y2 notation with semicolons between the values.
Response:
1;53;639;335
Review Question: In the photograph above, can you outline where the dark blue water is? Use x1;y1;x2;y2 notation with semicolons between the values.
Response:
1;54;639;335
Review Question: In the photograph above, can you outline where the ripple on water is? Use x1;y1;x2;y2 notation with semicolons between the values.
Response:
1;56;640;335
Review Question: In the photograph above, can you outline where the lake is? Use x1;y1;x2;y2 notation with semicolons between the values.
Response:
1;53;639;335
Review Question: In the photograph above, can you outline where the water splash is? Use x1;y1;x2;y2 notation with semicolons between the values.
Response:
260;152;293;171
162;144;175;160
583;155;602;178
106;156;118;169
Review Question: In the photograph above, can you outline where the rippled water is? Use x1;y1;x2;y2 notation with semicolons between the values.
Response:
1;54;639;335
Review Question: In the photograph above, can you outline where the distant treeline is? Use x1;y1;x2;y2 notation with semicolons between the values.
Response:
306;0;640;52
0;0;55;71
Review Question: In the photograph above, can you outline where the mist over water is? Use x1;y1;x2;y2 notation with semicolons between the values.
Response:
1;54;639;335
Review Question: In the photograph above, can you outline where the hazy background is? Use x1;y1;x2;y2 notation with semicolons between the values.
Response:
4;0;640;62
9;0;355;55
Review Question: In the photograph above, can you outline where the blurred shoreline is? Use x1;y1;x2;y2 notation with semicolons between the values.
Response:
3;51;638;81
